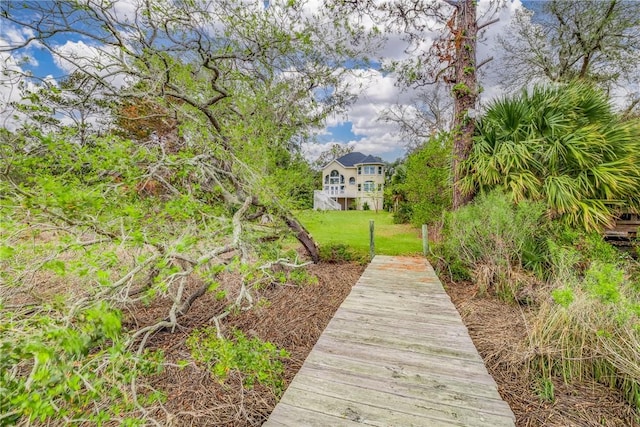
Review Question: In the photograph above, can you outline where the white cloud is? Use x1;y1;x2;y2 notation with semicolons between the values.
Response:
52;40;129;89
303;0;526;163
0;25;43;130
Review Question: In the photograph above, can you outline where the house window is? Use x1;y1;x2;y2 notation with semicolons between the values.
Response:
363;165;376;174
378;166;383;175
349;177;355;185
363;181;375;192
357;184;362;192
357;166;361;175
324;175;329;184
329;169;343;185
378;184;382;191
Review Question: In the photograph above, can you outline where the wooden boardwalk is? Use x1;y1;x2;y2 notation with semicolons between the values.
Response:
264;255;515;426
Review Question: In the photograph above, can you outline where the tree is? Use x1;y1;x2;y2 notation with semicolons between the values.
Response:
498;0;640;114
335;0;501;208
12;71;110;145
378;83;453;151
1;0;371;260
459;82;640;231
0;2;373;422
389;133;452;225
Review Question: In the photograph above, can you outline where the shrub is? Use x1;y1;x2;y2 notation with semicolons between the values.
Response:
434;190;547;299
460;82;640;231
318;243;369;265
186;328;289;395
0;302;164;425
398;133;452;227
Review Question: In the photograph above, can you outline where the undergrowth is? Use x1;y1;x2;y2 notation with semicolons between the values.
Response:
435;190;640;411
0;302;165;426
186;328;290;396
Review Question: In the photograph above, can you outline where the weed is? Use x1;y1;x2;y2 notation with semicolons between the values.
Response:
186;328;290;395
534;376;555;403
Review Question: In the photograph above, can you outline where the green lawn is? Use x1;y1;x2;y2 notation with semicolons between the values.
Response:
296;210;424;257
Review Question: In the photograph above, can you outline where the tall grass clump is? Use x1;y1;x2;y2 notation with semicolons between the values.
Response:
528;236;640;409
433;190;547;299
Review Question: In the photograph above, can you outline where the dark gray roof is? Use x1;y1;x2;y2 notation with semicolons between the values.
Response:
358;154;384;164
335;152;384;167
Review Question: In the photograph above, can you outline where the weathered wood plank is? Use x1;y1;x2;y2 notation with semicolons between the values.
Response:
335;305;465;327
279;385;466;427
263;255;515;426
302;348;501;398
294;364;512;416
286;370;515;426
331;307;469;334
267;403;366;427
312;335;489;378
321;327;481;361
325;316;474;351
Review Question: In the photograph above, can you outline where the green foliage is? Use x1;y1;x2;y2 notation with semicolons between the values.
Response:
534;376;555;403
0;128;312;423
434;190;546;298
451;82;471;97
186;328;289;395
392;133;451;226
461;82;640;231
287;268;319;286
0;303;164;425
584;262;623;304
551;287;574;308
319;243;359;263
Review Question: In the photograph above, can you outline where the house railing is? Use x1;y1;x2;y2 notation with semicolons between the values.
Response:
313;190;341;210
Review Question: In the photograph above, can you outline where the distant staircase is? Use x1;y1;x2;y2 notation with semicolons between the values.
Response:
313;190;341;211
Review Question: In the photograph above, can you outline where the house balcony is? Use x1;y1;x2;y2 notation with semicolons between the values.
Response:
323;188;357;199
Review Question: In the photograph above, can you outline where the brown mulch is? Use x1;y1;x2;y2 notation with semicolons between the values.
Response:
444;280;640;427
129;262;364;426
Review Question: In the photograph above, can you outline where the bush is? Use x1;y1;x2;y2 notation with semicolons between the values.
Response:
0;302;164;425
318;243;368;264
186;328;289;395
399;133;451;227
392;202;412;224
460;82;640;231
434;190;547;299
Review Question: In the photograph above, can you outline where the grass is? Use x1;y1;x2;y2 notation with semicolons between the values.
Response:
296;210;424;257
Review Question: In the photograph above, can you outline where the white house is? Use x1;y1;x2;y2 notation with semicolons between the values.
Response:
314;152;385;211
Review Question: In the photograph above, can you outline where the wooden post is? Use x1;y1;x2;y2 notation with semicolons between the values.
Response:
422;224;428;256
369;219;375;261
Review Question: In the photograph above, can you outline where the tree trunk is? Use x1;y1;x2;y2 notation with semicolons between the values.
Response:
285;216;320;263
451;0;478;209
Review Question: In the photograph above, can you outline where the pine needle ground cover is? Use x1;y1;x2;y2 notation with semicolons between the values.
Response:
296;210;423;257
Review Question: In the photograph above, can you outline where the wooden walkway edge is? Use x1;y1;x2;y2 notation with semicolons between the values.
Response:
264;255;515;426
